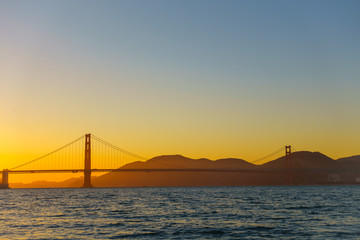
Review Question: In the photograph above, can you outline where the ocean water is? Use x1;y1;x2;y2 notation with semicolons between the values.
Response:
0;186;360;239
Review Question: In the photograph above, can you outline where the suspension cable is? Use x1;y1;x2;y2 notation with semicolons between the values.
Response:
11;135;85;170
251;147;285;164
91;135;147;161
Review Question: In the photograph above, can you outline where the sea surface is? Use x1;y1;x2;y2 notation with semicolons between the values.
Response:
0;186;360;239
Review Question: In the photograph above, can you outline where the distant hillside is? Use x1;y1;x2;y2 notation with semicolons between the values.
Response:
10;177;96;188
10;178;80;188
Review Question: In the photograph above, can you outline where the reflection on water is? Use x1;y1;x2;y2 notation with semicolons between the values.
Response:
0;186;360;239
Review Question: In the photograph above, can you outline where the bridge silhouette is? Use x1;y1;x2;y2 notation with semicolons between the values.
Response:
1;134;293;188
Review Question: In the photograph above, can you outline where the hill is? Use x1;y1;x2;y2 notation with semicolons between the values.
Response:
261;151;336;170
336;155;360;171
92;155;262;187
121;154;255;169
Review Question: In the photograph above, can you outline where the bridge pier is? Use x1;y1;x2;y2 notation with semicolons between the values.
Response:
1;169;9;189
83;133;93;188
285;145;293;185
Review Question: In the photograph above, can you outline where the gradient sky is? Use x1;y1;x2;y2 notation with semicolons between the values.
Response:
1;0;360;182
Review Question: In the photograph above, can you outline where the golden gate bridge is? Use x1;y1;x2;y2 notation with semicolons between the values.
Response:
0;134;293;188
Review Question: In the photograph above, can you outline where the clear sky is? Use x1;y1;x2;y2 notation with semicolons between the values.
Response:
1;0;360;181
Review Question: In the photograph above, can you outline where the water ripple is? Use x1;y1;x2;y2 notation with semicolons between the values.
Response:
0;186;360;239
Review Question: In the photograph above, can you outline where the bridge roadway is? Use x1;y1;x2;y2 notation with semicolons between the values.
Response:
1;168;356;174
3;168;272;174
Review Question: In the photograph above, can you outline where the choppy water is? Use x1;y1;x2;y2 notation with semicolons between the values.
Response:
0;186;360;239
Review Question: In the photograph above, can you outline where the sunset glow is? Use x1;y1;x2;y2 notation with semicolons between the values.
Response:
1;0;360;184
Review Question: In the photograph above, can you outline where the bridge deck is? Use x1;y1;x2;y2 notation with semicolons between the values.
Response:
3;169;264;174
1;168;358;174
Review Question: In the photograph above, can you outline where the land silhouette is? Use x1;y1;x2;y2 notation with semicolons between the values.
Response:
6;151;360;188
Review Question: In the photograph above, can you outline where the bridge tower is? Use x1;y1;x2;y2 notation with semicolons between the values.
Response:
285;145;293;185
83;133;92;188
1;169;9;189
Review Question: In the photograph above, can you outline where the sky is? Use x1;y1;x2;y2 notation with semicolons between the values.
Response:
1;0;360;182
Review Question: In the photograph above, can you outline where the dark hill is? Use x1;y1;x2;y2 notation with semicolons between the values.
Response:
337;155;360;162
261;151;336;170
214;158;256;169
336;155;360;171
121;155;255;169
93;155;262;187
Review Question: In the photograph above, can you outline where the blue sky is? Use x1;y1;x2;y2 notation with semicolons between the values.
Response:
1;0;360;168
